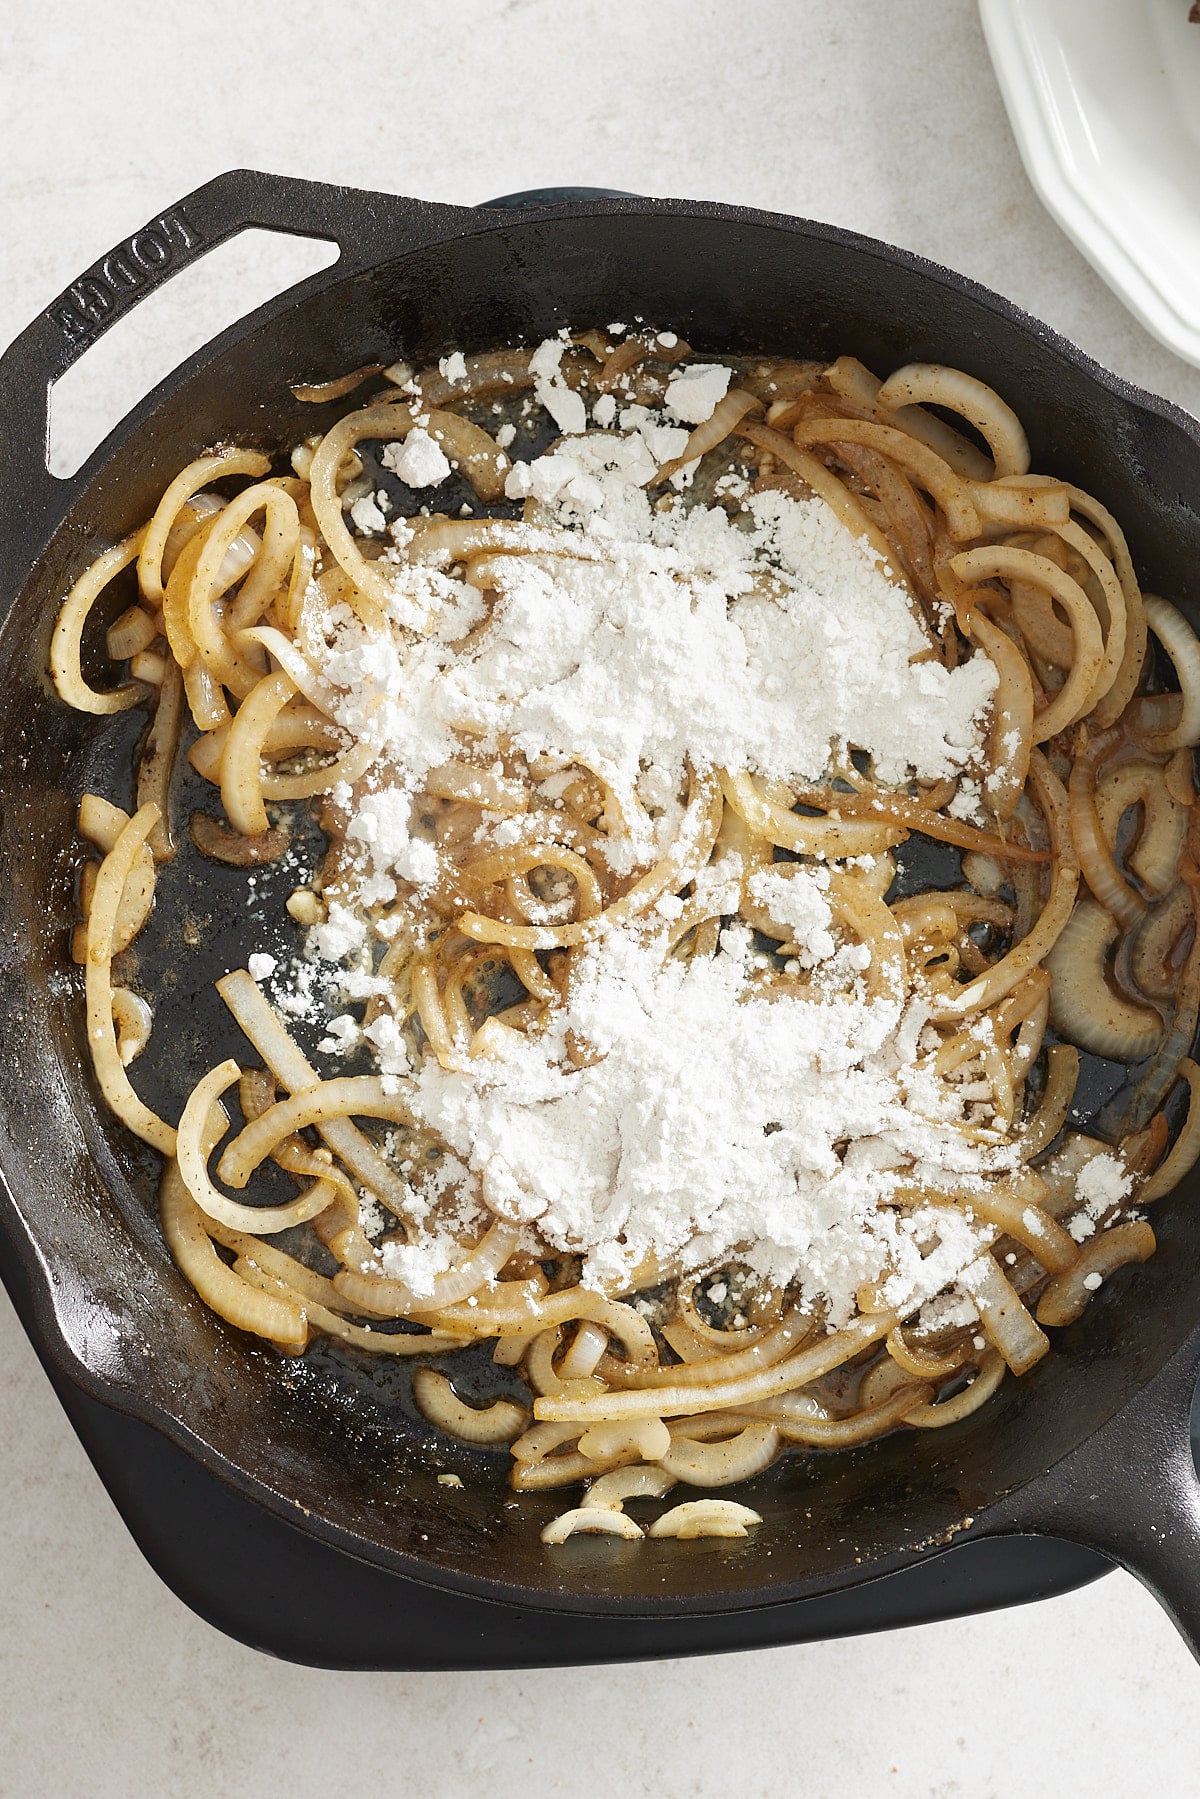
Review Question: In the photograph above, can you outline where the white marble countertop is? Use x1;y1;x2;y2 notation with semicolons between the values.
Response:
3;2;1200;1792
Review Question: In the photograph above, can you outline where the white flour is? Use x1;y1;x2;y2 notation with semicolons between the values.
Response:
256;334;1020;1314
411;922;1010;1313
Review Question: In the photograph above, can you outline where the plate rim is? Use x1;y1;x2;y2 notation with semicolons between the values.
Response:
979;0;1200;369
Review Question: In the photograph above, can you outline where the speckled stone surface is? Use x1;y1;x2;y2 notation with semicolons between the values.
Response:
2;3;1200;1793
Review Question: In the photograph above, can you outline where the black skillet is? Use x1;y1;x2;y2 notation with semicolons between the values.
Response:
2;171;1200;1664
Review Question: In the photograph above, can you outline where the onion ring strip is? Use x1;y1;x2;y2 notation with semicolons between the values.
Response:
1139;1060;1200;1203
177;1061;340;1234
215;970;414;1219
932;752;1077;1019
790;418;981;541
876;364;1030;478
532;1311;898;1424
160;1158;307;1349
949;547;1103;740
51;529;151;715
85;803;175;1155
137;449;271;607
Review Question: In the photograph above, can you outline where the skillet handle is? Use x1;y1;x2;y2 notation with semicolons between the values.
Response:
995;1333;1200;1659
0;168;466;602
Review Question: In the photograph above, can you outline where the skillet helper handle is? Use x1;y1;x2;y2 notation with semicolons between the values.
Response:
1000;1334;1200;1660
0;168;462;603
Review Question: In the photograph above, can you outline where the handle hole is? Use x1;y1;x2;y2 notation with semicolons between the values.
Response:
47;227;340;478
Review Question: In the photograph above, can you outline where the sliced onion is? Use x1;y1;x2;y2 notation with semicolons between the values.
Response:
647;1500;762;1539
411;1367;529;1445
105;603;158;662
1046;897;1162;1061
823;355;993;480
1142;595;1200;750
1139;1059;1200;1203
137;449;270;607
408;348;535;408
1122;880;1200;1132
792;416;980;540
159;1160;307;1351
963;850;1004;895
424;409;511;502
190;812;289;866
332;1221;520;1319
77;793;155;952
969;609;1033;819
291;363;386;404
85;803;176;1156
933;752;1078;1021
1130;885;1194;1001
542;1508;644;1543
654;389;761;484
968;480;1069;531
581;1465;677;1510
950;546;1103;740
877;363;1030;478
1068;729;1146;930
216;968;415;1221
965;1177;1078;1273
805;436;937;601
904;1350;1007;1428
1037;1132;1120;1218
1054;517;1127;718
111;987;153;1066
1011;579;1073;667
959;1252;1049;1375
885;1325;971;1380
50;530;151;715
533;1311;896;1425
177;1061;340;1235
1020;1043;1080;1158
1067;489;1148;729
1095;759;1188;898
658;1423;779;1486
1035;1222;1156;1327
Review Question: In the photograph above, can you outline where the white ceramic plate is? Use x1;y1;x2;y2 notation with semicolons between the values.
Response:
980;0;1200;366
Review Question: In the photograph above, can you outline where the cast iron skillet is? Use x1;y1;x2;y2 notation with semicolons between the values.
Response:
3;169;1200;1657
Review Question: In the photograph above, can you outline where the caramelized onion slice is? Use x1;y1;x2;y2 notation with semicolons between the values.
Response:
159;1159;307;1350
1035;1222;1156;1327
791;416;980;540
654;389;761;484
949;546;1103;740
291;363;386;403
1131;886;1195;1002
822;355;992;480
960;1252;1049;1375
1047;898;1162;1062
1139;1060;1200;1204
190;812;290;866
1095;758;1188;900
903;1350;1007;1429
51;529;151;715
1142;596;1200;751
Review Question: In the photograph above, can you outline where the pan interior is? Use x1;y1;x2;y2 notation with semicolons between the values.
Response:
3;206;1200;1612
